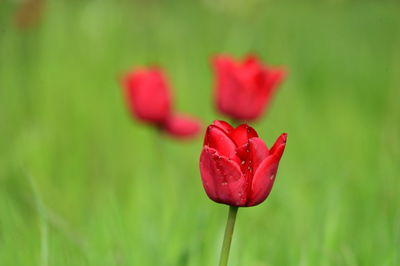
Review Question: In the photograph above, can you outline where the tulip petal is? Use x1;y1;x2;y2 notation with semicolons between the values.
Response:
203;125;237;159
248;137;269;171
247;134;287;206
246;156;277;206
254;68;286;113
269;133;287;157
213;56;244;118
239;56;263;87
212;120;234;134
230;124;258;147
235;137;269;196
266;68;286;92
200;147;247;206
244;54;259;66
164;114;201;138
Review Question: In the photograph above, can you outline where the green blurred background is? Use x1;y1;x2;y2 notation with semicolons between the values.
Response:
1;0;399;265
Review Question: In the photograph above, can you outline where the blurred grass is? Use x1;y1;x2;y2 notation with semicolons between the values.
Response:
0;0;400;265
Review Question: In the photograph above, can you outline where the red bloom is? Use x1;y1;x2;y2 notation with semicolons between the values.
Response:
213;54;286;121
122;67;201;138
123;68;171;124
199;120;287;207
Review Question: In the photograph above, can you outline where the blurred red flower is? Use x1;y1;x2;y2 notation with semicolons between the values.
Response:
213;55;286;121
199;120;287;207
122;67;201;138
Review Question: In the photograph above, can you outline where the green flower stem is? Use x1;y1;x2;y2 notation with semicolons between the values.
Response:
219;206;239;266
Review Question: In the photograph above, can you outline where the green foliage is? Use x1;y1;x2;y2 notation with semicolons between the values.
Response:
0;0;399;265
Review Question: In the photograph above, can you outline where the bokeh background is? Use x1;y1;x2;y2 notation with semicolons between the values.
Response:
1;0;399;265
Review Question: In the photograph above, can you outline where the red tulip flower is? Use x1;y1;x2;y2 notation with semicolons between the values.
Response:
122;67;201;138
123;68;171;124
199;120;287;207
213;54;286;121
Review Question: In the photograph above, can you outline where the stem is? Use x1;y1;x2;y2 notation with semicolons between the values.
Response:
219;206;239;266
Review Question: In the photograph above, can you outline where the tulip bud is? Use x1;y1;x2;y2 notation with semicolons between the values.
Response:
213;55;286;121
121;67;201;139
122;67;172;124
199;120;287;206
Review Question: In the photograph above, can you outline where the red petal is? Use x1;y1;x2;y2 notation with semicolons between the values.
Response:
212;120;234;134
230;124;258;147
240;55;263;82
213;56;245;120
265;68;286;90
199;147;247;206
246;156;277;206
164;114;201;138
213;55;236;72
248;137;269;171
247;134;287;206
243;54;260;66
269;133;287;156
203;125;237;159
235;137;269;196
255;67;286;112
